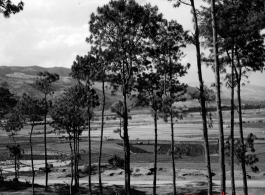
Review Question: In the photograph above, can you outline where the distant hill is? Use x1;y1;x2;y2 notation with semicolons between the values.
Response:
1;66;264;110
0;66;71;77
0;66;124;109
188;82;265;105
0;66;75;100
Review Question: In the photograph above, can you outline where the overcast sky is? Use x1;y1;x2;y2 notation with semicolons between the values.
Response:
0;0;264;86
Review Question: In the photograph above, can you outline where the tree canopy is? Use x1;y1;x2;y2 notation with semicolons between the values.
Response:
0;87;17;118
0;0;24;18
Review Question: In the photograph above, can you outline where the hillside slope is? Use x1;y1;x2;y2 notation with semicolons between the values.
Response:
188;82;265;105
1;66;264;109
0;66;124;109
0;66;74;99
0;66;71;77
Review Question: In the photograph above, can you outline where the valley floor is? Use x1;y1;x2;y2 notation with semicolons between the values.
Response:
1;109;265;194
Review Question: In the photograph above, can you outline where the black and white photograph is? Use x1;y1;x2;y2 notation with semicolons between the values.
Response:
0;0;265;194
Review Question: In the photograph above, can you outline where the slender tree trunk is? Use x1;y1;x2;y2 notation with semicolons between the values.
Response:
123;91;130;195
228;49;236;195
237;81;248;195
44;93;48;191
211;0;226;194
75;128;78;191
121;60;130;195
73;126;76;193
77;128;80;190
230;66;235;195
153;110;158;195
15;156;17;180
235;49;248;195
190;0;213;194
68;133;74;195
120;117;122;132
169;52;176;195
118;117;124;140
98;81;106;195
88;108;92;195
30;124;35;195
75;132;77;191
17;158;20;179
170;111;176;195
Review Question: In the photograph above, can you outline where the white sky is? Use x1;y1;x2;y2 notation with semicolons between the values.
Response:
0;0;264;86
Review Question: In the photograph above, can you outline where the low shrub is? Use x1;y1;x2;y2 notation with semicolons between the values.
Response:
108;155;124;169
82;165;90;174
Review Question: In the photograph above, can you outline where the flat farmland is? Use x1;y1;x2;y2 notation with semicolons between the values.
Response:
1;109;265;195
0;108;265;151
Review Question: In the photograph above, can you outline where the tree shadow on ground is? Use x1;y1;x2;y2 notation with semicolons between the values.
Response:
0;180;218;195
91;184;146;195
166;188;219;195
0;180;44;192
165;182;219;195
51;183;146;195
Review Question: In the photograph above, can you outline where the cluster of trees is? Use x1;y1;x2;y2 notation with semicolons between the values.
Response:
0;72;59;194
198;0;265;194
1;0;264;195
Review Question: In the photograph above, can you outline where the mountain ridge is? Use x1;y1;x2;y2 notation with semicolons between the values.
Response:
0;65;71;77
0;66;264;109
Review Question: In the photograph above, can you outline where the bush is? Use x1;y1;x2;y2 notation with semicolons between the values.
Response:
82;164;97;174
82;165;90;174
12;177;18;183
108;155;124;169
